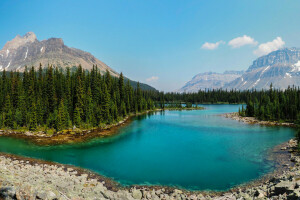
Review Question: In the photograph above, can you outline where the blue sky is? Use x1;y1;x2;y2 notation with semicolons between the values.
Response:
0;0;300;91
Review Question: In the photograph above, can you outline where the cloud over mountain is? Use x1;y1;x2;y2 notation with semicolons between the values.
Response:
253;37;285;56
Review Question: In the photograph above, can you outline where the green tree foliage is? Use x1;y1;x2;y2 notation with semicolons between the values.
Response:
0;66;156;131
243;84;300;123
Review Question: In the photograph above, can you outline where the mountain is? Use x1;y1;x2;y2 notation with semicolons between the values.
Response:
224;48;300;90
0;32;156;91
0;32;118;76
178;70;244;92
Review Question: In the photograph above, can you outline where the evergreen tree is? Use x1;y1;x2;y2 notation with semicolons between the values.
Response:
29;103;38;131
56;100;67;131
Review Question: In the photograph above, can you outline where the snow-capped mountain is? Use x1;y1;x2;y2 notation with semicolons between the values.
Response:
0;32;118;76
178;71;244;92
224;48;300;90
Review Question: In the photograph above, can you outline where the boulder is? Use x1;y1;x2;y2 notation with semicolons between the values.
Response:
132;188;142;200
288;189;300;200
174;189;183;194
291;156;300;163
254;189;265;198
0;187;16;199
274;181;295;195
36;190;48;199
47;191;57;200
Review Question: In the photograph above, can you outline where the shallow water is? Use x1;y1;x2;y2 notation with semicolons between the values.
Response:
0;105;296;191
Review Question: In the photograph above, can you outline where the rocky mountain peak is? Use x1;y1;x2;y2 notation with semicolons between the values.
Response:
0;32;118;76
2;32;37;51
46;38;64;45
247;48;300;72
224;48;300;90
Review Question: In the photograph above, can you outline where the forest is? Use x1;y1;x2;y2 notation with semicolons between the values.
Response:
242;84;300;123
0;65;155;131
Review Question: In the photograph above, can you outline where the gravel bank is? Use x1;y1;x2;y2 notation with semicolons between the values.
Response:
223;112;295;127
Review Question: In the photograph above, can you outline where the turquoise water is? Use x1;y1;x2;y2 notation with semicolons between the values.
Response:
0;105;296;191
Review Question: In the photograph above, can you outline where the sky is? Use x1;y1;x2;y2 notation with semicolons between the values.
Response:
0;0;300;91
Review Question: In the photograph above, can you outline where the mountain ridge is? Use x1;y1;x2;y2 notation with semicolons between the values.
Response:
178;70;244;93
179;48;300;92
224;48;300;90
0;32;118;76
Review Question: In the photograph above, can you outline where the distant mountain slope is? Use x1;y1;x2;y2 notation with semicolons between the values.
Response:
0;32;157;91
0;32;118;76
224;48;300;90
178;71;244;92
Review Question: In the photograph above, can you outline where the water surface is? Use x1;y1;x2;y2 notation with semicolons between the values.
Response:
0;105;295;190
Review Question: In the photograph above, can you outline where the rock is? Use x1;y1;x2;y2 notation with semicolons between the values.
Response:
174;189;183;194
155;189;162;195
47;191;57;200
288;189;300;200
132;188;142;200
36;190;47;199
291;156;300;163
151;191;160;200
0;187;16;199
274;181;295;195
254;189;265;198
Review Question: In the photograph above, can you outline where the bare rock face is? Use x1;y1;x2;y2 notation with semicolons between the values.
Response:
0;32;118;76
178;70;244;93
224;48;300;90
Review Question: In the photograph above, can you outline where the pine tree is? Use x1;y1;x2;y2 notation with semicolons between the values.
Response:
136;82;142;112
46;66;56;113
73;107;81;128
56;100;67;131
85;87;94;127
74;76;85;120
101;84;111;124
29;103;38;131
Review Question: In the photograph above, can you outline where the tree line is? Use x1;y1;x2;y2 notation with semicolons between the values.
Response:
0;65;155;131
3;65;299;133
242;84;300;123
150;89;253;105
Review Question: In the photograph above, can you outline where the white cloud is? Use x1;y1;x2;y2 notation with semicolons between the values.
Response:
228;35;258;48
201;41;224;50
146;76;159;82
253;37;285;56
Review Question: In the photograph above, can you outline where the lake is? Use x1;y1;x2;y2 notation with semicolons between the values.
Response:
0;105;295;191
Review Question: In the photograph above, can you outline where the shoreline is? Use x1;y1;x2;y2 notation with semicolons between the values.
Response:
222;112;296;127
0;107;204;146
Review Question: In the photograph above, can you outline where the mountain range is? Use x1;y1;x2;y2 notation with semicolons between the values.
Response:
179;48;300;92
178;71;244;93
0;32;118;76
0;32;156;91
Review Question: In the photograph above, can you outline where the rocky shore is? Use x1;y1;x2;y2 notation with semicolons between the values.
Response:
0;138;299;200
223;112;296;127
